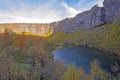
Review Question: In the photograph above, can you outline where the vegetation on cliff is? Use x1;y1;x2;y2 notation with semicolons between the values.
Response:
47;23;120;55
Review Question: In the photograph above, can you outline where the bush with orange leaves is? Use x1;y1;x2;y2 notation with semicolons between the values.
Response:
0;29;11;47
14;32;27;49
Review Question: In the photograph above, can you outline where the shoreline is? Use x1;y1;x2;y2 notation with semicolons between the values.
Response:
57;43;120;57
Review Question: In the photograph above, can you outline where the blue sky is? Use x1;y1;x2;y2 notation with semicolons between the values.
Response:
0;0;104;23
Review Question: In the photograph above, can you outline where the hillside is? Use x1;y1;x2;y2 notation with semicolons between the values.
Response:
1;30;119;80
47;22;120;55
0;0;119;56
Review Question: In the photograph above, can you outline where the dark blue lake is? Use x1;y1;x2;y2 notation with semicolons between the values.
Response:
53;47;120;73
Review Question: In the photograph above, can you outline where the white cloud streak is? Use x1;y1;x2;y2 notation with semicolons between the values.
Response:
61;1;79;17
76;0;104;13
0;0;63;23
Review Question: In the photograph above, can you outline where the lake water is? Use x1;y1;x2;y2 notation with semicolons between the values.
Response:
53;47;120;73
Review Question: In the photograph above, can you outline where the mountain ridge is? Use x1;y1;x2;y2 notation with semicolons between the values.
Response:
52;0;120;32
0;0;120;34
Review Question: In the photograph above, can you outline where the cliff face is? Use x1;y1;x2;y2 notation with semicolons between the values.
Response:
53;0;120;32
0;24;53;37
104;0;120;22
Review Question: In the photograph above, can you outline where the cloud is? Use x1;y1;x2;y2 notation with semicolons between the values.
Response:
0;0;104;23
75;0;104;13
61;1;79;17
0;0;63;23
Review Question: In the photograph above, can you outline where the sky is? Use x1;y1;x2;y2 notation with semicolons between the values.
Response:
0;0;104;23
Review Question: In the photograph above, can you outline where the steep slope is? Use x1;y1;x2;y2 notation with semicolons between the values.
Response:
53;0;120;32
47;23;120;55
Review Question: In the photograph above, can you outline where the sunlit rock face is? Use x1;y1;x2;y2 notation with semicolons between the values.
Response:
0;23;53;37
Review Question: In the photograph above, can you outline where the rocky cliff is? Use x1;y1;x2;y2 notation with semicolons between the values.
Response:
53;0;120;32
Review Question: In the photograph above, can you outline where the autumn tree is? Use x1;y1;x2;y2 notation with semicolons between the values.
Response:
0;48;27;80
61;64;78;80
77;67;89;80
14;32;27;49
1;29;11;47
47;60;66;80
89;59;111;80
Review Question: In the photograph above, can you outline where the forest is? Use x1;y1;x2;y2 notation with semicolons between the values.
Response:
0;22;120;80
